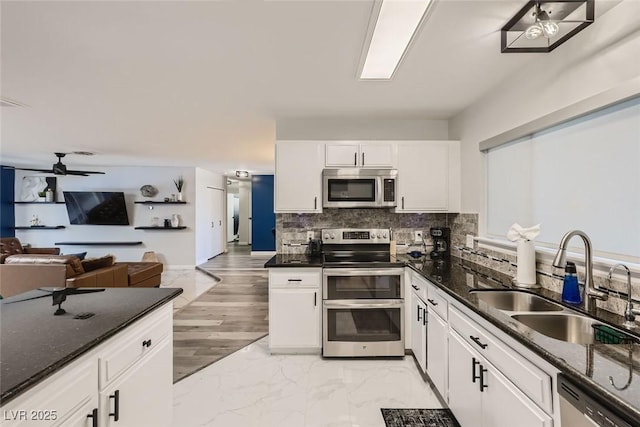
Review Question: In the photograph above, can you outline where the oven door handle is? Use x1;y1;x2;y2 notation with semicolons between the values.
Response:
322;268;403;277
324;300;404;309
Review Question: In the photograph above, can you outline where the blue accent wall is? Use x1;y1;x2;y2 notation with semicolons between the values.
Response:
251;175;275;251
1;166;15;237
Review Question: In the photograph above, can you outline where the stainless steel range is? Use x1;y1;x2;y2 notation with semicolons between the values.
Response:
322;228;405;357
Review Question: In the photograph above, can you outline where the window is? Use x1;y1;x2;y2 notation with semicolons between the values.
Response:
486;97;640;262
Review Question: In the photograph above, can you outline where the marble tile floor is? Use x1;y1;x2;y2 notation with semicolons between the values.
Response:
173;337;443;427
160;268;219;312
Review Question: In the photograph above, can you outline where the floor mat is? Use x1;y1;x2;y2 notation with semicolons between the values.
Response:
380;408;461;427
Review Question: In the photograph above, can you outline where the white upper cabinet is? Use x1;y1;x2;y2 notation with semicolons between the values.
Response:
396;141;460;213
275;141;324;213
325;142;395;168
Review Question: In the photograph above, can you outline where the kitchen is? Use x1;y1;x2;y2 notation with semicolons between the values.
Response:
1;0;639;426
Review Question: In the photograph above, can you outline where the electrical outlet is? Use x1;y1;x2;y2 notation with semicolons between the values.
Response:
466;234;475;248
414;230;423;243
307;231;315;240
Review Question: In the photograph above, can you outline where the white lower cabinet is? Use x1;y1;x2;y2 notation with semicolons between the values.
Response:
99;339;172;427
410;291;427;373
0;304;174;427
448;332;552;427
426;308;448;398
268;268;322;353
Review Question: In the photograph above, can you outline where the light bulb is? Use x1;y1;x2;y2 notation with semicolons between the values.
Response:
540;21;559;38
525;24;543;39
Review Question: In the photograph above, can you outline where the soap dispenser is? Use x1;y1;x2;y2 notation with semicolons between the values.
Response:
561;261;581;305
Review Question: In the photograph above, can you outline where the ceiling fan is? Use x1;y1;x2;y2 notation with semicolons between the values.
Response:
13;152;105;176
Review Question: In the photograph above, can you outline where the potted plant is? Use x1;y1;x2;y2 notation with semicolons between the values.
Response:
173;176;185;201
37;191;47;202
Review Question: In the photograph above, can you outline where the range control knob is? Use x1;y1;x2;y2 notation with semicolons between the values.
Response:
330;233;335;239
382;233;388;239
323;234;330;240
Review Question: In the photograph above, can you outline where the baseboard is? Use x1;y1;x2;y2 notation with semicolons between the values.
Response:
164;265;196;270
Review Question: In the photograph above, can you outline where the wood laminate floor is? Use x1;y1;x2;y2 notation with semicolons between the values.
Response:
173;244;272;382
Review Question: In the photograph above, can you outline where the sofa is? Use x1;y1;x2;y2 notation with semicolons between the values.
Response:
0;237;60;264
0;254;163;298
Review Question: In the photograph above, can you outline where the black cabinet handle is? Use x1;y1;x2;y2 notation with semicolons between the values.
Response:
142;339;152;348
109;390;120;421
314;196;317;210
362;152;365;165
423;311;427;326
427;298;438;306
287;279;302;282
354;152;357;166
87;408;98;427
480;365;488;392
402;196;405;209
411;284;419;291
314;292;317;307
417;305;422;322
470;335;488;349
472;357;481;383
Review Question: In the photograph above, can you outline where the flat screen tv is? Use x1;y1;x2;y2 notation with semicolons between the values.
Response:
63;191;130;225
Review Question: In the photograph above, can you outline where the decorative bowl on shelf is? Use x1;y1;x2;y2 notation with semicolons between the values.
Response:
140;185;158;198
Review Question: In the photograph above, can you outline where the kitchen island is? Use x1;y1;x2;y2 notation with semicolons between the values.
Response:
0;287;182;426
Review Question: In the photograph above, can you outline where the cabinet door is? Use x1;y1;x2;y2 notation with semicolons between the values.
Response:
396;142;449;212
360;143;394;167
410;293;427;374
325;143;360;167
269;288;320;350
99;339;172;427
58;402;99;427
426;310;448;399
447;332;482;427
275;141;323;212
482;366;553;427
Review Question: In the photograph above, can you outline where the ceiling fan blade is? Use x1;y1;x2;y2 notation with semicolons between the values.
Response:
67;170;105;175
65;171;90;176
13;167;54;173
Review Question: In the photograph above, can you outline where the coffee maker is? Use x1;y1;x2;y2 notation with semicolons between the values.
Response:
430;227;450;259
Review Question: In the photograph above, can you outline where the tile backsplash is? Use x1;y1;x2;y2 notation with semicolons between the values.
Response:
275;209;478;256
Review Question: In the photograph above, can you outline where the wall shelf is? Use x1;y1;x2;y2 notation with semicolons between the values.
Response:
134;226;187;230
134;201;187;205
14;226;66;230
55;241;143;246
13;201;65;204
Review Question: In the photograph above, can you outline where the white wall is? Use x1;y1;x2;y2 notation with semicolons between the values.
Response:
14;166;199;267
238;180;251;245
194;168;227;265
276;118;449;140
450;0;640;223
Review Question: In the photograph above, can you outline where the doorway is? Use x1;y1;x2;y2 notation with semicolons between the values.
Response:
206;186;225;259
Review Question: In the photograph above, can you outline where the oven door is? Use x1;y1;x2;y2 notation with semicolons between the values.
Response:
323;300;404;357
323;268;404;300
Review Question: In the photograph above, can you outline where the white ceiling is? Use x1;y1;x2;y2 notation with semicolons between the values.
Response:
0;0;616;176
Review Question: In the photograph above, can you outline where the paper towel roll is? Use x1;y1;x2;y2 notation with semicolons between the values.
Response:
516;240;537;286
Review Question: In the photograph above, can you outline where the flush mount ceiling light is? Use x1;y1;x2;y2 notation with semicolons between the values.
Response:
235;170;249;178
358;0;435;80
501;0;594;53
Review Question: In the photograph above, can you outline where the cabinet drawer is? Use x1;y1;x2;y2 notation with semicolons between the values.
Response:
449;306;552;412
269;268;321;288
99;305;172;388
426;284;448;320
410;273;428;302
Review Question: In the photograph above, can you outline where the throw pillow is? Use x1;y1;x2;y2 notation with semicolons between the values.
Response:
81;255;115;272
64;251;87;260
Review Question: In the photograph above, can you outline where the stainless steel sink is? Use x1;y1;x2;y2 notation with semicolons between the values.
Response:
512;313;603;344
471;290;564;312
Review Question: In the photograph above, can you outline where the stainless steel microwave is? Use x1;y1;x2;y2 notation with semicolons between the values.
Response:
322;168;397;208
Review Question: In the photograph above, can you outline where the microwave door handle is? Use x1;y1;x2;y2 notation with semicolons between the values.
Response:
377;177;383;206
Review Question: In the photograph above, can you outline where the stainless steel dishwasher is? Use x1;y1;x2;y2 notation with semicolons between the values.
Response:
558;374;632;427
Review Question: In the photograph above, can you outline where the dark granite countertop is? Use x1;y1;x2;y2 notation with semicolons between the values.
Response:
401;255;640;425
0;287;182;405
265;252;640;423
265;254;324;267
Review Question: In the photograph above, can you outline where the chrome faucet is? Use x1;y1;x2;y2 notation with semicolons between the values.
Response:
552;230;608;312
608;263;639;328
